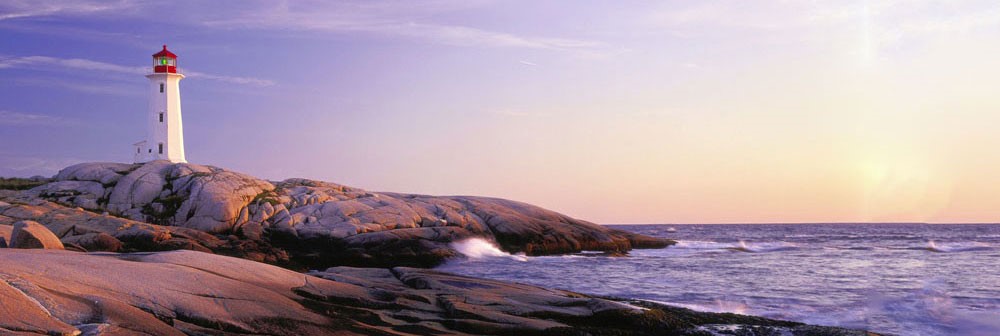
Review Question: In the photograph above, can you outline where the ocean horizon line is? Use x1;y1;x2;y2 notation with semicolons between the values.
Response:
604;222;1000;226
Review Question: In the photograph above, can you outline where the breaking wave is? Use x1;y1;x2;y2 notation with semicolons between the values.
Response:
925;241;993;253
866;280;1000;336
667;240;800;253
451;238;527;261
650;299;751;315
437;224;1000;335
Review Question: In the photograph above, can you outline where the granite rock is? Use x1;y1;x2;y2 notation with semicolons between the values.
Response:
10;220;64;249
0;192;289;262
28;161;672;268
0;225;10;248
0;249;876;336
53;162;135;185
60;232;122;252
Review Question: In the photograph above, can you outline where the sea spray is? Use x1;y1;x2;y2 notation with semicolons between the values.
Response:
660;240;799;253
437;224;1000;335
925;240;992;252
865;279;1000;336
450;238;528;261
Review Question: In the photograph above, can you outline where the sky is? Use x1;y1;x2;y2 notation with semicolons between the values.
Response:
2;0;1000;224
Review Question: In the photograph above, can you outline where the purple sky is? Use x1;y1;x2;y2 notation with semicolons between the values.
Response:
3;1;1000;224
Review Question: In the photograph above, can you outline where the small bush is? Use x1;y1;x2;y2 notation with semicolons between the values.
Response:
253;190;281;206
0;177;49;190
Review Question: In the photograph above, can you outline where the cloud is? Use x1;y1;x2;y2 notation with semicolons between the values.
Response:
519;60;539;66
201;1;605;53
0;0;134;21
643;0;1000;65
0;55;274;87
0;55;146;74
0;110;74;126
183;70;276;87
0;1;606;54
647;1;1000;37
0;154;85;177
10;77;142;96
376;22;602;51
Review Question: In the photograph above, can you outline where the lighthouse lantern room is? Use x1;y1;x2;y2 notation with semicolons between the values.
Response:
135;45;186;163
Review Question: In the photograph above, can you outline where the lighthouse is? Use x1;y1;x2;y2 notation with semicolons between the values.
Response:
134;45;186;163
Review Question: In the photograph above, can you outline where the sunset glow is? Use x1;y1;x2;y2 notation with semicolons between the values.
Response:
2;1;1000;223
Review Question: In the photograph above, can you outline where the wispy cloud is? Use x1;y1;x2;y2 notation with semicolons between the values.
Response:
644;0;1000;64
404;23;600;50
184;70;276;87
10;77;142;96
201;2;605;53
0;22;146;48
0;55;145;74
647;1;1000;38
0;55;275;87
0;154;86;177
519;60;539;66
1;1;606;55
0;0;134;21
0;110;74;126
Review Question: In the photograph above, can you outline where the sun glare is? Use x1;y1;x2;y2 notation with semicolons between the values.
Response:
858;156;953;222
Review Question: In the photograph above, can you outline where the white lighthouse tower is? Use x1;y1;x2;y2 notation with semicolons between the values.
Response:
134;45;186;163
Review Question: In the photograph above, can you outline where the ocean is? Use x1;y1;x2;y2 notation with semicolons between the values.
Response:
435;224;1000;336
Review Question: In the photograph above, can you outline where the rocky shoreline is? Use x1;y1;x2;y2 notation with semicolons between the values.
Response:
18;161;670;268
0;161;877;335
0;249;872;335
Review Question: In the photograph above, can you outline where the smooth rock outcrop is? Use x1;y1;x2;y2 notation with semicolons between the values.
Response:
60;232;122;252
0;224;10;248
34;161;274;234
0;249;874;336
0;191;291;262
9;220;63;249
30;161;672;267
53;162;134;185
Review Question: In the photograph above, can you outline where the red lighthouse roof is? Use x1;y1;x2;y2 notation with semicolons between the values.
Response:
152;45;179;73
152;45;177;58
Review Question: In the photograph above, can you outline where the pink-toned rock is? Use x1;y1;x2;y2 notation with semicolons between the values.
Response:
0;249;873;335
25;160;671;268
0;249;328;335
0;275;80;335
61;232;122;252
0;194;235;257
10;220;64;250
54;162;136;185
170;167;274;233
0;225;10;248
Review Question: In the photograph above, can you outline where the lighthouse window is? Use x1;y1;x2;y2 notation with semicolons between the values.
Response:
159;113;164;122
160;58;169;65
159;83;164;93
158;143;163;154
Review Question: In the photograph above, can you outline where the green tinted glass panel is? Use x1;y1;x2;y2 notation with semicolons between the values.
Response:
160;58;168;65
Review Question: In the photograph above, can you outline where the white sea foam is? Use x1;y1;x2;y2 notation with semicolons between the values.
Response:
438;224;1000;335
629;240;801;258
666;240;799;253
644;298;750;315
674;240;736;250
450;238;527;261
926;240;992;253
866;280;1000;336
735;240;799;253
